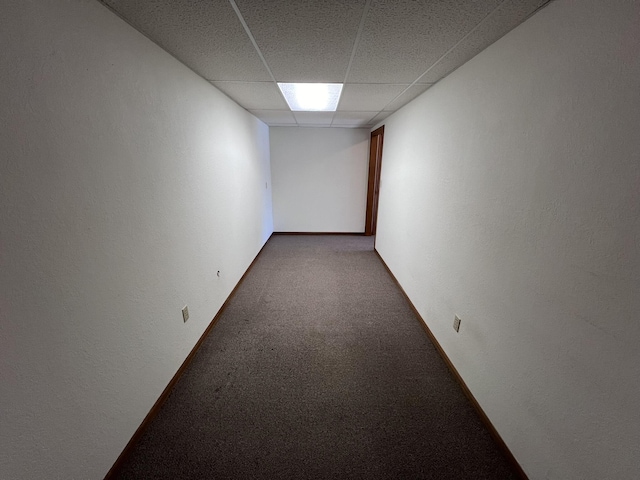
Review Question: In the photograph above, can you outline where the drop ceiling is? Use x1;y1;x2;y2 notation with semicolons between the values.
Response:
101;0;550;128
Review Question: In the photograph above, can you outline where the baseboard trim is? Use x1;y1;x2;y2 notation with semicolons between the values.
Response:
104;235;273;479
272;231;365;235
374;249;528;480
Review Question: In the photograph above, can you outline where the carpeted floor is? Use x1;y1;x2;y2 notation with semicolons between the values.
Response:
114;234;518;479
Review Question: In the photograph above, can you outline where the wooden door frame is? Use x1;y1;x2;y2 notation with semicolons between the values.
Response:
364;126;384;236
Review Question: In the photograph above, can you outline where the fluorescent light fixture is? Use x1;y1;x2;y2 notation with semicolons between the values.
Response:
277;83;343;111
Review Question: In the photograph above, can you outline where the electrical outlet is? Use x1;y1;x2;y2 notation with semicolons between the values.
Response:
182;306;189;323
453;315;461;332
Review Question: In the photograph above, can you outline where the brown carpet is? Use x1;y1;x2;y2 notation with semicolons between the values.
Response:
113;234;518;479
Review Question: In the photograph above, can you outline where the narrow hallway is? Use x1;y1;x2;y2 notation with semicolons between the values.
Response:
114;235;517;479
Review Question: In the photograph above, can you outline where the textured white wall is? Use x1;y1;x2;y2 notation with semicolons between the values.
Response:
270;127;369;232
0;1;272;478
375;1;640;478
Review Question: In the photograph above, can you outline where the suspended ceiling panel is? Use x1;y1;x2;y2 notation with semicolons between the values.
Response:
347;0;502;84
293;111;335;126
212;82;288;110
338;84;410;112
100;0;552;128
383;84;433;111
332;112;379;127
102;0;271;81
234;0;368;83
249;110;297;126
419;0;551;83
368;111;392;128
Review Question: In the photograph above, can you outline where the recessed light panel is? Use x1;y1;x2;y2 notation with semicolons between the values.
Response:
277;83;343;111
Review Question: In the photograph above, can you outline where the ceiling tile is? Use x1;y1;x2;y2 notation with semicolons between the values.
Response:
383;84;432;111
250;110;297;126
235;0;367;82
369;111;392;126
293;112;335;125
337;84;408;111
420;0;550;83
102;0;550;128
102;0;271;81
332;112;379;127
212;82;288;110
347;0;502;84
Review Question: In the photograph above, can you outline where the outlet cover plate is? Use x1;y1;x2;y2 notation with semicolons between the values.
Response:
182;306;189;323
453;315;461;332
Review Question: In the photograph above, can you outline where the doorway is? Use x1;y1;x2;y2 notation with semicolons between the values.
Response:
364;126;384;236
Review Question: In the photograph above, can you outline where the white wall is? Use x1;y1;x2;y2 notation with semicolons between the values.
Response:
375;1;640;478
270;127;369;232
0;1;272;478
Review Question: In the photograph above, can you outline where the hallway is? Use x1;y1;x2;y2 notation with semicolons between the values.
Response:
113;235;516;479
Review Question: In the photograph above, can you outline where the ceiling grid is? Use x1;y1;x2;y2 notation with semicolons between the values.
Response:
332;0;373;126
101;0;553;128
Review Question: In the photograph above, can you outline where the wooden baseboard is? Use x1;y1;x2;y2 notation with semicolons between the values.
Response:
104;236;272;479
374;249;528;480
272;232;365;235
